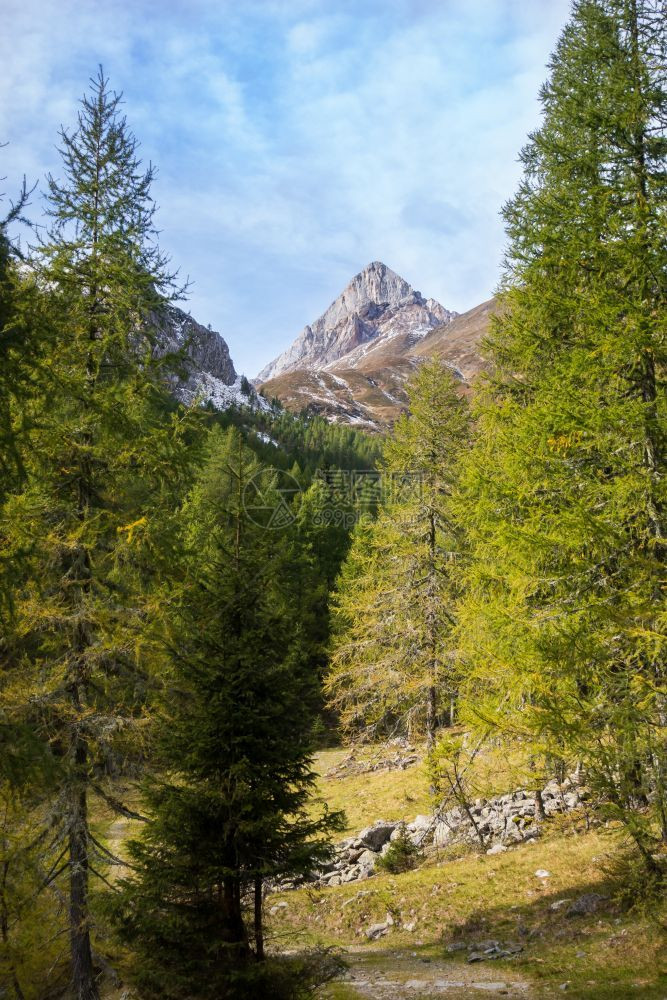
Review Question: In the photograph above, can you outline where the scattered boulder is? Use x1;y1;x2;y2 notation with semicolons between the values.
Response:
566;893;606;917
365;921;389;940
365;911;394;940
467;940;523;962
357;849;378;871
359;820;398;851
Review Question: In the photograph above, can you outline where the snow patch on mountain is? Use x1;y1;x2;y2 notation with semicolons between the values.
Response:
155;304;273;415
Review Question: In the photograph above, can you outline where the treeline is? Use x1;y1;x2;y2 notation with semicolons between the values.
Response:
0;72;368;999
328;0;665;879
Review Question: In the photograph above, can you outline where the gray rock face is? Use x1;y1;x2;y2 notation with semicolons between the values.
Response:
154;305;274;415
257;261;455;381
155;305;237;392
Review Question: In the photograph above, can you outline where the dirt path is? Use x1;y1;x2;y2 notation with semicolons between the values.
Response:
339;948;536;998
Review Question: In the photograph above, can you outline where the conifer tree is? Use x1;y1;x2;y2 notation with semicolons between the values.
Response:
0;71;196;998
456;0;666;869
327;361;470;744
111;428;342;999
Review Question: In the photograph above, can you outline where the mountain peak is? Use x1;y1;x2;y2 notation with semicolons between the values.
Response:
257;263;452;382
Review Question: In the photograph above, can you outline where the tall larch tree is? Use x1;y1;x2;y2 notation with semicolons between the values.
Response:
0;70;195;998
327;360;470;745
456;0;666;871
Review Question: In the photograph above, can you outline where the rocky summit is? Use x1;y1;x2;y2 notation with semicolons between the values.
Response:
257;261;455;382
258;261;496;431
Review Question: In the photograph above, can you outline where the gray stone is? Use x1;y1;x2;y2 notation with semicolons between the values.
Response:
365;913;393;940
358;821;398;851
566;893;606;917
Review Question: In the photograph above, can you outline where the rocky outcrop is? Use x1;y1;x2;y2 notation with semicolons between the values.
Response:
257;261;455;382
154;305;273;414
155;304;237;392
303;775;588;890
433;776;587;851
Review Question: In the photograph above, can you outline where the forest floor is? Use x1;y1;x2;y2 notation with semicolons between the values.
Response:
272;744;667;1000
98;743;667;999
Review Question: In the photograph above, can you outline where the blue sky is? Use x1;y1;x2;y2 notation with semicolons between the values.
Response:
1;0;572;376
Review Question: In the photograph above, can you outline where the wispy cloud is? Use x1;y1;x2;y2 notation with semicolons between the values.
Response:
2;0;572;375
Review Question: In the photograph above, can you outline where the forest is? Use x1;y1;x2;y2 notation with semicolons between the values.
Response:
0;1;665;998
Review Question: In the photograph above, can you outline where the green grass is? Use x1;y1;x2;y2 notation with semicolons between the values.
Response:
309;747;433;836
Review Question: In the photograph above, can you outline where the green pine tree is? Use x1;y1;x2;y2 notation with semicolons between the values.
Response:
455;0;666;872
111;428;343;999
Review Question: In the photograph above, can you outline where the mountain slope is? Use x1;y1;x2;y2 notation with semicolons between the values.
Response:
259;289;498;432
411;296;496;379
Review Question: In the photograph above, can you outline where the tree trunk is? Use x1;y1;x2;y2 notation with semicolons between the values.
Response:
254;877;264;961
221;875;248;959
1;852;25;1000
426;685;437;749
69;740;98;1000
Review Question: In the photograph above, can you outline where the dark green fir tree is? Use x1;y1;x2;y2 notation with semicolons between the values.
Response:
111;428;343;999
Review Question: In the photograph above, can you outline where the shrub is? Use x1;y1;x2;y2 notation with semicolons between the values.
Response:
376;829;421;874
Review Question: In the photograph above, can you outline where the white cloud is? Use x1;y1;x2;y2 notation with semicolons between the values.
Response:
1;0;573;375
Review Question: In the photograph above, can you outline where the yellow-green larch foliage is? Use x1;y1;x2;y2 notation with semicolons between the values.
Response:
0;70;200;997
455;0;666;872
327;360;470;744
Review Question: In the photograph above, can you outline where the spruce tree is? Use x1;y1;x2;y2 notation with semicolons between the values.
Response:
456;0;666;869
111;428;342;999
327;361;470;744
0;70;196;997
